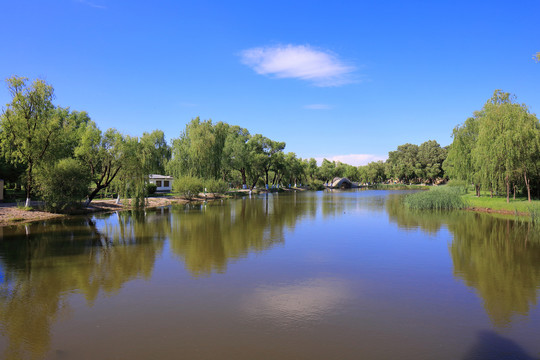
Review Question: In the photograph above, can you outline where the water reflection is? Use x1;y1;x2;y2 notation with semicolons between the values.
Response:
168;194;317;276
243;277;351;326
0;192;539;359
386;195;540;328
0;212;167;360
462;331;537;360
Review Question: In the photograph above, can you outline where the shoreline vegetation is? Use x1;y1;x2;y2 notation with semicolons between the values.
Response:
1;78;539;224
2;185;539;227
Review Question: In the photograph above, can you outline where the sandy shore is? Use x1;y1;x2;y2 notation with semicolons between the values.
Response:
0;196;213;227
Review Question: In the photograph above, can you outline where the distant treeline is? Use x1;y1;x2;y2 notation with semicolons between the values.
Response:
1;76;539;211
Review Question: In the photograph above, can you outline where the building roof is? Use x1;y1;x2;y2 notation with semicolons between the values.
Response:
148;174;174;180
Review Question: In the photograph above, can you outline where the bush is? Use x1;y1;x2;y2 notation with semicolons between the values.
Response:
308;179;325;191
173;175;204;199
36;158;91;213
404;186;466;210
146;183;157;195
204;179;229;194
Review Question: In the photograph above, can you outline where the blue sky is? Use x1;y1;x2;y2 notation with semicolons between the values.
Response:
1;0;539;165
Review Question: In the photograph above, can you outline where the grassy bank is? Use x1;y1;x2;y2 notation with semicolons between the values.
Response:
462;193;540;214
370;184;431;190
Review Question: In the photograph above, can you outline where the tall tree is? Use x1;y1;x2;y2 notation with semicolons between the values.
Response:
75;124;125;204
417;140;447;184
222;126;251;187
0;76;59;206
444;116;481;195
473;90;540;202
140;130;171;175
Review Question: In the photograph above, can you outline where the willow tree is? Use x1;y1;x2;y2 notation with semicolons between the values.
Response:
222;125;251;187
474;90;540;202
167;117;229;180
75;124;126;204
0;76;59;206
444;116;481;195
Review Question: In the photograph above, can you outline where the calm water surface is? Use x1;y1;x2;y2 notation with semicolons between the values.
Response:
1;190;540;359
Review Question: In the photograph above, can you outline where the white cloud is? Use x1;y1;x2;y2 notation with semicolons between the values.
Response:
240;44;356;87
315;154;388;166
304;104;332;110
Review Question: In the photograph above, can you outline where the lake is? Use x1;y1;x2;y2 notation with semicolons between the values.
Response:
1;190;540;360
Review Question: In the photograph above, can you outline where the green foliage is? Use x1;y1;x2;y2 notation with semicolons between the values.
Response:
173;175;204;199
530;204;540;225
35;158;91;213
0;76;59;202
204;178;229;194
404;186;466;210
146;183;157;195
307;179;325;190
445;179;469;195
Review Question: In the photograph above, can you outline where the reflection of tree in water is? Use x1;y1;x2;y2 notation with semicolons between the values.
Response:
385;194;540;327
321;189;386;218
385;193;446;234
169;194;317;276
0;211;167;360
449;216;540;327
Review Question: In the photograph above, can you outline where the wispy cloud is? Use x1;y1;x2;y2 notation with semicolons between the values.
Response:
315;154;387;166
304;104;332;110
240;44;356;87
76;0;106;9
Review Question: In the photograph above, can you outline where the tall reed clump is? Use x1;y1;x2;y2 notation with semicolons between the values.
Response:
404;186;466;210
530;204;540;225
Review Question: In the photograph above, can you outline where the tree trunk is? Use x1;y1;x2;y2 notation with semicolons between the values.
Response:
475;184;481;197
240;168;247;188
86;185;105;206
25;161;33;207
505;175;510;203
524;170;531;202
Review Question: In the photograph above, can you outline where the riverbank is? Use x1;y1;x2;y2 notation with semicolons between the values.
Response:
0;195;221;227
463;193;540;216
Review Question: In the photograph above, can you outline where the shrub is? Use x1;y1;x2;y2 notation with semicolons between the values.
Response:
36;158;91;213
308;179;325;191
404;186;466;210
146;183;157;195
204;179;229;194
173;175;204;199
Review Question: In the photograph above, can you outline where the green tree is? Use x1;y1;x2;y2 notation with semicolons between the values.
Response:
0;76;59;206
386;143;419;183
443;116;481;195
167;118;228;180
417;140;447;184
75;124;126;204
474;90;540;202
35;158;91;212
140;130;171;175
222;125;251;187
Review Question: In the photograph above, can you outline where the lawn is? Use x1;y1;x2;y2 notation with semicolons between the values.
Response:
462;193;540;214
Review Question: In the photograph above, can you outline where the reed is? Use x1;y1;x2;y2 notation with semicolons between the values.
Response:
404;186;466;210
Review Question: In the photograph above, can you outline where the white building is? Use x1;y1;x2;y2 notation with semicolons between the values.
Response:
148;174;173;192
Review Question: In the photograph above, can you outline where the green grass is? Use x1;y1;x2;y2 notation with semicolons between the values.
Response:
462;193;540;214
404;186;466;210
370;184;431;190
